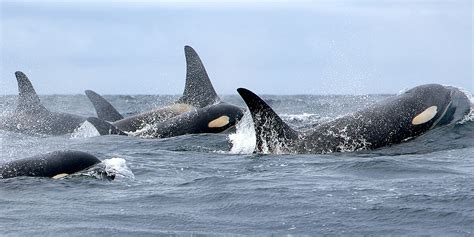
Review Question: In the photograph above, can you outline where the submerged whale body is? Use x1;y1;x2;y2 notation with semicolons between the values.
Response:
86;45;245;138
237;84;471;154
88;102;244;138
0;72;86;135
0;150;102;179
85;45;224;132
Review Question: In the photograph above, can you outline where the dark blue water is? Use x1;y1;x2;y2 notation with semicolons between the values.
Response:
1;94;473;236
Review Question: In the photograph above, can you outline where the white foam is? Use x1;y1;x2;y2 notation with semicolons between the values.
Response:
459;108;474;124
228;110;256;154
280;113;319;121
126;123;156;138
103;157;135;181
70;121;100;138
322;121;372;153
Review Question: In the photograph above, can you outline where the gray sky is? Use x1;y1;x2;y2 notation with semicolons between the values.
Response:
1;0;472;95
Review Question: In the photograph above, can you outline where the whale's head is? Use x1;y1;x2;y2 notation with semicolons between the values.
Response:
200;103;245;133
401;84;470;128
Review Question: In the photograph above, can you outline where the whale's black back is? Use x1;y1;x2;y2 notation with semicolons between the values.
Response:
238;84;471;154
301;84;469;152
0;71;87;135
0;150;100;179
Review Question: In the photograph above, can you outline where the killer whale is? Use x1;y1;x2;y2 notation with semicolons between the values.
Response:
237;84;471;154
84;90;123;122
0;150;104;179
86;45;245;138
0;72;87;135
87;102;244;138
85;45;221;131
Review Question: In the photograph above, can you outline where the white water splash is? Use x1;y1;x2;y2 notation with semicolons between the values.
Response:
459;104;474;124
103;157;135;181
331;125;371;153
280;113;318;120
70;121;100;138
126;123;156;138
228;110;256;154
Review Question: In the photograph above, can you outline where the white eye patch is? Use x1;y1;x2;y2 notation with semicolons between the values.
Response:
208;116;230;128
412;106;438;125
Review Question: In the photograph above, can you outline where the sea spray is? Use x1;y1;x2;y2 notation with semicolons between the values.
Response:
71;121;100;138
103;157;135;181
229;110;256;154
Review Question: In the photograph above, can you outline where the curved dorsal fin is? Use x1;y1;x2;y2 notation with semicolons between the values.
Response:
237;88;299;153
15;71;47;113
85;90;124;122
176;45;219;108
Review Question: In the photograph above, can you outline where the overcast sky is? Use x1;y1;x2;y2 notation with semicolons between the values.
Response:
1;0;472;95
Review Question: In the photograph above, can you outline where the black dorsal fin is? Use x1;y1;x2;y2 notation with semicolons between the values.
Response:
176;45;219;108
237;88;300;153
15;71;47;113
86;117;126;135
85;90;124;122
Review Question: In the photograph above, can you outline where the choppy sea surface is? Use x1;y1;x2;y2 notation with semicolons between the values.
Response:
1;94;473;236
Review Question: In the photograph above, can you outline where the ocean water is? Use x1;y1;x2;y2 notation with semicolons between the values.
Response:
1;94;473;236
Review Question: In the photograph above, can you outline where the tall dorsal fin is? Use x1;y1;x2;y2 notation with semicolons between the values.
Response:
15;71;47;113
176;45;219;108
85;90;124;122
237;88;299;153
